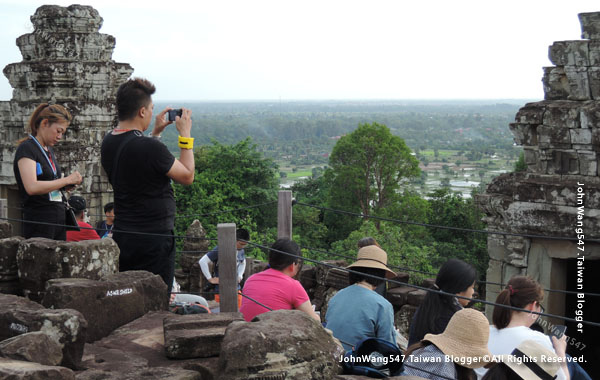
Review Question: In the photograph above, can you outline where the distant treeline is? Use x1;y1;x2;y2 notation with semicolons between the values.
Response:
152;100;525;158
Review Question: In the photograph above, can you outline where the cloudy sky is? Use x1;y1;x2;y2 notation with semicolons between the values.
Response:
0;1;598;101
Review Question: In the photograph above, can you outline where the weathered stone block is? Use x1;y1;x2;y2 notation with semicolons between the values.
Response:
218;310;343;380
77;367;202;380
30;5;102;33
509;123;538;146
0;237;23;281
514;102;547;124
394;304;418;342
578;152;598;176
316;260;347;286
387;271;410;289
589;66;600;100
543;67;569;100
0;331;63;366
16;237;119;301
548;40;590;66
590;41;600;66
0;357;75;380
324;267;349;290
0;294;87;369
299;265;317;290
0;222;11;239
546;150;579;175
542;101;582;129
407;289;427;306
41;271;168;343
565;66;591;101
80;345;148;373
386;286;413;307
537;125;571;148
579;12;600;40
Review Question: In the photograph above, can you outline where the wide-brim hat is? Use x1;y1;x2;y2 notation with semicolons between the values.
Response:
347;245;396;279
423;308;492;369
499;340;560;380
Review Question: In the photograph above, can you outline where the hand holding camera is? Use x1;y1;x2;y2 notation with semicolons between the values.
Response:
174;107;192;138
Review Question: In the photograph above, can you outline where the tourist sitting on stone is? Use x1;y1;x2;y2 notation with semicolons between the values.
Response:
199;228;249;306
13;103;83;240
66;195;100;242
95;201;114;238
325;245;397;352
240;238;320;322
475;276;569;380
403;308;492;380
482;340;561;380
408;258;477;346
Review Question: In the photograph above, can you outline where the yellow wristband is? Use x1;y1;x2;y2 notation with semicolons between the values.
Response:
178;136;194;149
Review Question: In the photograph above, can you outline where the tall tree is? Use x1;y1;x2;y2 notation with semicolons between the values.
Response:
328;122;420;217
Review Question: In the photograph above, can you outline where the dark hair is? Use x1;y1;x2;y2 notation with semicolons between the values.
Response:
104;202;114;213
409;258;477;344
18;103;72;145
236;228;250;241
348;266;385;288
357;237;379;248
405;341;476;380
269;238;301;271
481;363;521;380
492;276;543;329
116;78;156;121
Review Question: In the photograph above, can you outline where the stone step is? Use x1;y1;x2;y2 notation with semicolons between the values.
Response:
0;357;75;380
42;271;168;343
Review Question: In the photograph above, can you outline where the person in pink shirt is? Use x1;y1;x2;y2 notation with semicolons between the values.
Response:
240;238;320;322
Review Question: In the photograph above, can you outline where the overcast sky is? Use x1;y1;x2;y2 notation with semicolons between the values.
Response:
0;1;598;101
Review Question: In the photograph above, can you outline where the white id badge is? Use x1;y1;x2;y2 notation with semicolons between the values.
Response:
49;190;62;202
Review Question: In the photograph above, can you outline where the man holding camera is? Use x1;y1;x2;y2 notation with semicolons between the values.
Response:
100;77;195;294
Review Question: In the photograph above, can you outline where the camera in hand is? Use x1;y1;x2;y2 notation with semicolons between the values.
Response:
168;109;183;121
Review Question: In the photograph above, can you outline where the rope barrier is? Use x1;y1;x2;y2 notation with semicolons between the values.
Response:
0;216;217;241
244;239;600;328
298;243;600;298
294;201;600;242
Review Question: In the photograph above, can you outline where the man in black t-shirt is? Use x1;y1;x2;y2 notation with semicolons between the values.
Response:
101;78;194;294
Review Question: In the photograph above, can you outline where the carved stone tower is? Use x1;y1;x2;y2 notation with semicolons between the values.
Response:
477;12;600;366
0;5;133;233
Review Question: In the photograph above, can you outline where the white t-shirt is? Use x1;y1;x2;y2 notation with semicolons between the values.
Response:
475;325;567;380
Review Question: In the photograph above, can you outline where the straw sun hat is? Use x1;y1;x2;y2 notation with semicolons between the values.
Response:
347;245;397;279
423;308;492;369
500;340;561;380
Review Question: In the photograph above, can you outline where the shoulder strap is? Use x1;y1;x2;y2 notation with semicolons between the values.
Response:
110;132;140;186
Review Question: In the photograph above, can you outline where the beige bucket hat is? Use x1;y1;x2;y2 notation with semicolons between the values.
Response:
423;308;492;369
500;340;561;380
347;245;397;279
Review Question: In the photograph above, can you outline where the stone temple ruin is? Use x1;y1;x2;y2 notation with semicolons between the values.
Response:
476;11;600;367
0;4;132;236
1;3;600;379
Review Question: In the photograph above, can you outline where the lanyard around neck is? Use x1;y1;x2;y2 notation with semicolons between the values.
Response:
29;134;57;178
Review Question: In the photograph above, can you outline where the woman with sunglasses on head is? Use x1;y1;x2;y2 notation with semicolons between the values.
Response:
475;276;569;380
13;103;82;240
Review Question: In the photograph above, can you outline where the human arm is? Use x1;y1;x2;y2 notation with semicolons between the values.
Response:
552;335;570;380
165;108;194;185
199;254;218;284
17;158;82;196
376;302;398;346
297;300;321;322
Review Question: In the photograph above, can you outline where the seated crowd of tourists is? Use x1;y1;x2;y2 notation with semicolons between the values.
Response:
238;237;588;380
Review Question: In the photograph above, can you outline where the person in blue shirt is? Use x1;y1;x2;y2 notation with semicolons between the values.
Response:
95;202;114;238
199;228;250;301
325;245;397;352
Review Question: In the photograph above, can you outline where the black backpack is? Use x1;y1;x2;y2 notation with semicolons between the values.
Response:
342;338;404;378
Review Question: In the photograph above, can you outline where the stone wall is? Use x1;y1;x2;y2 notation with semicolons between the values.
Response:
476;12;600;321
0;5;133;233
